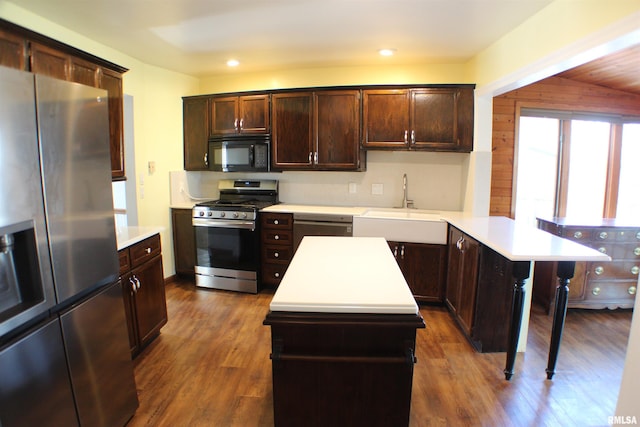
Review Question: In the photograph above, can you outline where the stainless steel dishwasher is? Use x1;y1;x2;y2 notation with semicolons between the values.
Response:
292;213;353;252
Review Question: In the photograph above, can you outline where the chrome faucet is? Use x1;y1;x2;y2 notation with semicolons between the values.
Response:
401;173;414;209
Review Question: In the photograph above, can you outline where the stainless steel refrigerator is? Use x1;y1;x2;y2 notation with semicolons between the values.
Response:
0;66;138;426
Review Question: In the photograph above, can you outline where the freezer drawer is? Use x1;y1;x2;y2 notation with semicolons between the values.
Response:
60;282;138;427
0;318;78;427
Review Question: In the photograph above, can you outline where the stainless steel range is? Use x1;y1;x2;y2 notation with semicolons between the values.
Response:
193;179;278;293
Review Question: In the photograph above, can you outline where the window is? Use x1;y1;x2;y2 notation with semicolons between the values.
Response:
515;109;640;224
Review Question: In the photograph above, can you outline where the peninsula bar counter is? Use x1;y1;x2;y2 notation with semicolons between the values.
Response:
263;236;424;427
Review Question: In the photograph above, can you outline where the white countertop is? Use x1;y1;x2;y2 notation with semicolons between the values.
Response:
269;236;419;314
262;204;369;216
116;226;164;251
443;214;611;262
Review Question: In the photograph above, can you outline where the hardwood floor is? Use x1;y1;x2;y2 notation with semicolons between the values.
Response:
127;279;632;427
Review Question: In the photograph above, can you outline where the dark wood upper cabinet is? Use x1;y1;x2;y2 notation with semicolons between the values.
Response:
210;94;269;135
183;96;210;171
314;90;363;170
362;89;410;148
30;41;69;80
363;86;474;152
271;90;364;171
1;19;128;180
99;68;126;178
271;92;314;169
0;27;27;69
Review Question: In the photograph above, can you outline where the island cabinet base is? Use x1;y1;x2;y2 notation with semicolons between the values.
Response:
263;311;425;427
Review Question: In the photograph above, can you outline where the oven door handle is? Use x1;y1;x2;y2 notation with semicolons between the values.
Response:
193;218;256;231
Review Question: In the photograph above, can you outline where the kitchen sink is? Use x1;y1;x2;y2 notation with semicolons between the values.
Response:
353;208;447;245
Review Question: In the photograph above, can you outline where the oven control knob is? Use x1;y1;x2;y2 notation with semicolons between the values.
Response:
220;212;226;218
241;212;247;219
199;211;204;217
233;212;239;218
207;211;213;217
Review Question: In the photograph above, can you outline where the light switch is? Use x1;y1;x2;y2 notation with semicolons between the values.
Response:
148;161;156;174
348;183;357;194
371;183;384;195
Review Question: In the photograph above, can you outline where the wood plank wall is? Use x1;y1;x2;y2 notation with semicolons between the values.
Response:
490;76;640;217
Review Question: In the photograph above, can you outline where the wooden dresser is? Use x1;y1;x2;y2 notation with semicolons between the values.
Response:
534;217;639;311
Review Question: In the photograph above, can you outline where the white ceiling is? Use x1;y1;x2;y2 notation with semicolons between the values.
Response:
9;0;553;77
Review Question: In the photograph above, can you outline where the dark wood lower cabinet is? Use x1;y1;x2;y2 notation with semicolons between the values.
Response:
171;208;196;276
446;225;514;353
264;311;425;427
119;234;168;357
388;241;446;302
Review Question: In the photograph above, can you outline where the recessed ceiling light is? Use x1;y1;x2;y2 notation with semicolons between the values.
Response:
227;59;240;67
378;48;396;57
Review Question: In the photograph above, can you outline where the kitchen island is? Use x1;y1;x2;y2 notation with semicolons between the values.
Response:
445;215;611;379
264;236;424;427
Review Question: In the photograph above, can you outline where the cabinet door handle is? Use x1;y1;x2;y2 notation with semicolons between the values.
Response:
204;152;208;167
411;130;415;145
129;277;136;293
239;118;244;130
404;130;408;143
393;245;398;257
145;247;152;254
314;152;318;164
234;118;238;130
308;152;313;164
400;244;405;259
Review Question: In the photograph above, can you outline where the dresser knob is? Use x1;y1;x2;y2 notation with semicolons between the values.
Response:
636;231;640;240
598;247;607;254
274;252;279;258
573;231;583;239
635;247;640;256
598;231;608;240
629;286;637;295
274;235;280;240
592;287;601;296
594;266;604;275
274;272;280;278
631;266;639;275
274;219;279;225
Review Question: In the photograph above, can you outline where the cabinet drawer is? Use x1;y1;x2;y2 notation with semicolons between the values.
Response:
595;243;640;260
130;234;162;268
263;245;293;264
262;263;287;286
118;248;131;275
261;213;293;229
585;280;638;302
262;229;293;245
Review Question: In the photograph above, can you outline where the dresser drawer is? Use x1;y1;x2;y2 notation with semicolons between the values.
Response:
263;245;293;264
130;234;162;268
588;261;639;279
585;280;638;302
560;227;592;242
262;213;293;229
262;229;293;245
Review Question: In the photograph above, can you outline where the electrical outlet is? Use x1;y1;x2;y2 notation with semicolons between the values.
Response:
371;183;384;195
148;161;156;174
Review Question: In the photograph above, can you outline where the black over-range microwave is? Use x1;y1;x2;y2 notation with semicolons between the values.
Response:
208;135;270;172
